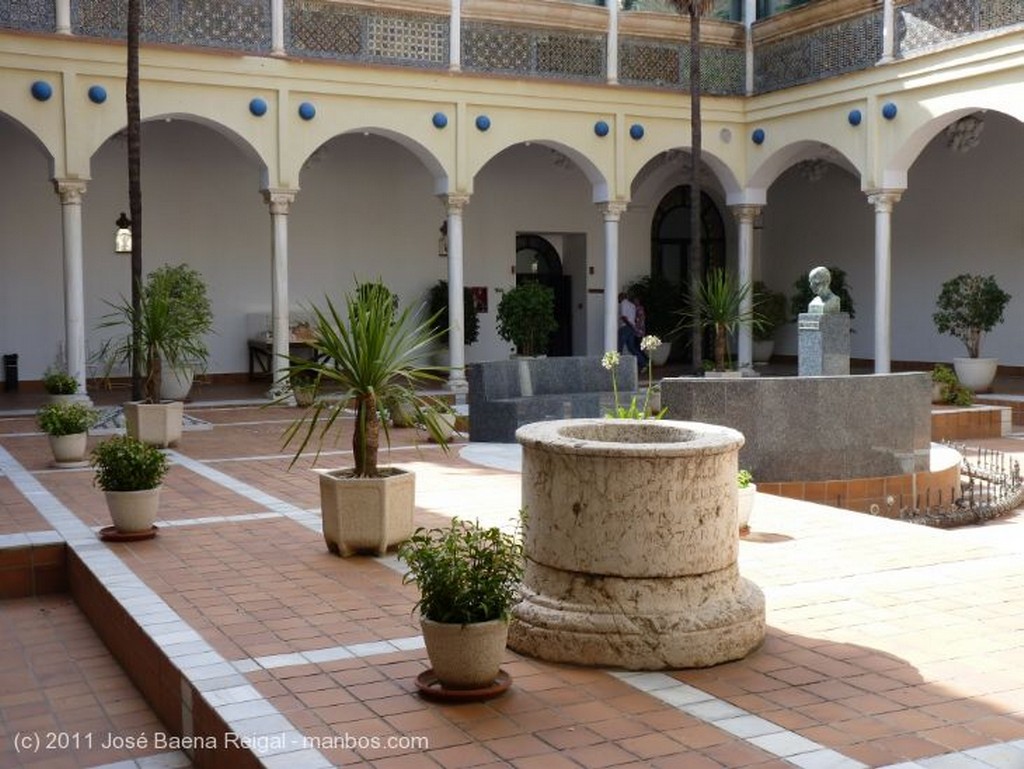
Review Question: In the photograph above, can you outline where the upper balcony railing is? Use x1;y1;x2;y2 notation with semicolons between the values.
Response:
1;0;1021;95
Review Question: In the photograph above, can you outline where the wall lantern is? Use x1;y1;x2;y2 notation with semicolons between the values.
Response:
438;221;448;258
115;212;132;254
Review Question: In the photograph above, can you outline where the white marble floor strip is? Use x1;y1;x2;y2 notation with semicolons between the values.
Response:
165;450;323;533
0;445;332;769
612;671;1024;769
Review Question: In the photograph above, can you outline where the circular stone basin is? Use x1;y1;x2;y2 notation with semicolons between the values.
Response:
518;418;743;458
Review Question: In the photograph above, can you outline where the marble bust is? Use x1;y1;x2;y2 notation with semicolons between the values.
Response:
807;266;841;314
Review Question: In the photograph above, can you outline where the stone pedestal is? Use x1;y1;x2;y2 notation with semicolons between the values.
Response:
510;419;765;670
798;312;850;376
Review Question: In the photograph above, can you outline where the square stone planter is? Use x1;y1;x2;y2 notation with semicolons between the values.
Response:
318;467;415;556
124;401;184;448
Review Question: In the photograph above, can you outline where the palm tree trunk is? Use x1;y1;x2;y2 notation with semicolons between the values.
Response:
688;5;703;370
353;395;380;477
126;0;143;401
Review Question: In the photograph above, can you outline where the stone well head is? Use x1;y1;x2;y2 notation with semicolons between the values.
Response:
516;418;745;578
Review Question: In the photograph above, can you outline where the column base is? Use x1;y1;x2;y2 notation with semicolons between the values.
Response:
509;561;765;670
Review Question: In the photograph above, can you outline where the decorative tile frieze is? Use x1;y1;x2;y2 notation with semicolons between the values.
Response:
287;0;446;66
897;0;1024;56
0;0;54;32
755;9;882;93
73;0;270;52
464;22;604;81
619;38;744;94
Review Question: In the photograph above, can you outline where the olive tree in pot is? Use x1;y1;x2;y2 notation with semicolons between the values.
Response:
426;279;480;367
400;517;524;693
100;264;213;446
496;282;557;358
91;434;169;535
37;401;96;466
933;274;1012;393
282;281;451;557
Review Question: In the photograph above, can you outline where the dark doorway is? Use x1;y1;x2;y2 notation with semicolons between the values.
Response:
650;186;726;362
515;234;572;357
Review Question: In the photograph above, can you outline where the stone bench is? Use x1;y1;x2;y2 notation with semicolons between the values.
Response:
467;356;640;443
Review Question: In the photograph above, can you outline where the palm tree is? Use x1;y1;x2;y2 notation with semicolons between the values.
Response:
666;0;715;370
126;0;143;400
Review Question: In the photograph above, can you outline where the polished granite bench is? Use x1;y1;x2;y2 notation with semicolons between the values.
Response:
467;355;639;442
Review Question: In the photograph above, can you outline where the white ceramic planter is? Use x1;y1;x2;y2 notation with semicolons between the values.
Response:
752;339;775;364
49;433;88;465
421;617;509;690
648;341;671;367
953;357;998;393
105;487;161;533
318;467;414;556
737;483;756;533
160;366;194;401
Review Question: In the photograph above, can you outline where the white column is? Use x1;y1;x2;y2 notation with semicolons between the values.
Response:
54;180;89;398
600;201;628;354
271;0;285;55
733;204;761;372
450;0;461;72
443;194;470;392
56;0;71;34
263;189;296;397
607;0;618;85
880;0;896;63
868;191;901;374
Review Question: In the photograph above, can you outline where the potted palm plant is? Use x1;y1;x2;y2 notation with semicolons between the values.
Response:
933;274;1012;392
676;268;763;374
282;281;451;557
496;282;557;357
91;434;169;536
400;517;524;694
37;401;96;466
100;264;213;446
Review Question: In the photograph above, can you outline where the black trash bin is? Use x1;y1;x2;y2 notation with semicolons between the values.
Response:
3;354;17;392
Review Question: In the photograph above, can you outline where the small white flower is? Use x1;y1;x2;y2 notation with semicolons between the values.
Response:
601;351;620;370
640;335;662;352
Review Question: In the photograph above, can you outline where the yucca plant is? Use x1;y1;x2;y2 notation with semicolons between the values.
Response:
282;281;450;477
676;268;763;372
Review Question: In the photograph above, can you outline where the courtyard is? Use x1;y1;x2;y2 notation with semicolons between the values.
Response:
1;387;1024;769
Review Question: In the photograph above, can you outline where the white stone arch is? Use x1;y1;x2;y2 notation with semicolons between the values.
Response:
0;110;56;176
747;140;861;201
469;135;610;203
281;107;453;194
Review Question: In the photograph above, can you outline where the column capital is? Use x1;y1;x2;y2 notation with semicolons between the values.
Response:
439;193;471;215
867;190;902;212
730;203;762;223
262;188;297;214
598;200;629;221
53;179;88;205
